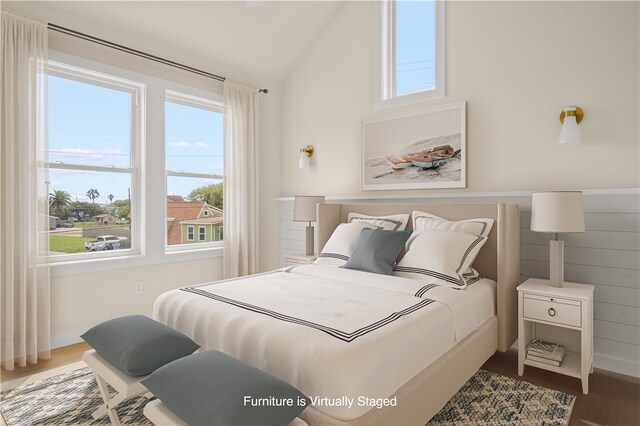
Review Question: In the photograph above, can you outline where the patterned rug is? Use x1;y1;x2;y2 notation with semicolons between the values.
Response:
428;369;575;426
1;367;574;426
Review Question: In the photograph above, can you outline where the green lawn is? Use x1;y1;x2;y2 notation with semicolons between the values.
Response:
50;235;94;254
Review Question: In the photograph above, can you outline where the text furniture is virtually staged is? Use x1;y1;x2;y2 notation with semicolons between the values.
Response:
518;278;594;394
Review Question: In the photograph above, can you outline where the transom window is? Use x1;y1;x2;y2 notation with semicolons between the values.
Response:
376;0;444;108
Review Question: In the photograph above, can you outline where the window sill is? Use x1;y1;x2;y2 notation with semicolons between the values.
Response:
50;246;223;277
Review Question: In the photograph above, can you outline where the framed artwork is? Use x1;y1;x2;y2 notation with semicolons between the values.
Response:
362;102;466;190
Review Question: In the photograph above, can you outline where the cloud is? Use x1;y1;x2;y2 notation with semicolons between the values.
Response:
168;141;191;147
57;147;124;160
168;141;209;149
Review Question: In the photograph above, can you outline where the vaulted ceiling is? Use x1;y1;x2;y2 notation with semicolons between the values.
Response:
5;1;345;81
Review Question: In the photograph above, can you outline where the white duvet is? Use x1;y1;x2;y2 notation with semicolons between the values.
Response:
153;264;495;420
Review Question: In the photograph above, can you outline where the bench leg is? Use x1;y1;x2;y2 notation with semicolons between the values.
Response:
92;373;122;426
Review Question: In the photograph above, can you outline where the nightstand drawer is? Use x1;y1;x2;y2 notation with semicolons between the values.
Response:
523;294;581;327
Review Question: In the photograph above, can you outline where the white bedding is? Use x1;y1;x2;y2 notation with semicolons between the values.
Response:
153;265;495;420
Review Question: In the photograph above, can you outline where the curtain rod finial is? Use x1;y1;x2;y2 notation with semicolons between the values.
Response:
259;89;268;94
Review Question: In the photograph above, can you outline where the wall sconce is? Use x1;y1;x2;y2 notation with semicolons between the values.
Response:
299;145;314;168
559;106;583;145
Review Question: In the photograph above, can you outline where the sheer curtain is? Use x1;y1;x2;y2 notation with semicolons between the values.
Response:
1;12;50;369
223;81;259;278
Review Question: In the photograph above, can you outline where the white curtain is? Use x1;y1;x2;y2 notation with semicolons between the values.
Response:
1;12;50;369
223;81;259;278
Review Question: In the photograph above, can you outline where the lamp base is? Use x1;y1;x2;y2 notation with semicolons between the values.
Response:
305;225;314;256
549;239;564;288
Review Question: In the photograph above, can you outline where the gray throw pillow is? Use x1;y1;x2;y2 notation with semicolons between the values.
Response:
142;350;310;426
342;228;411;275
81;315;199;376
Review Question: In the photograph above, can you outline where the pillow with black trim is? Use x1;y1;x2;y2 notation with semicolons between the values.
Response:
314;222;376;266
342;228;412;275
348;212;409;231
81;315;199;376
412;211;494;236
393;230;487;289
412;211;493;279
142;350;310;426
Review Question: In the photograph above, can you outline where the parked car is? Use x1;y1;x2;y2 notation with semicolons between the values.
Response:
84;235;128;251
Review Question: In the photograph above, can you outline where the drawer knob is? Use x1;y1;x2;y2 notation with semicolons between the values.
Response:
548;308;556;317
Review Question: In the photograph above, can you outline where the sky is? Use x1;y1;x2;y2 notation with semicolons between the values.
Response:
395;0;436;95
47;75;223;205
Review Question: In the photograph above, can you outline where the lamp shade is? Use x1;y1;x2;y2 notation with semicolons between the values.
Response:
299;152;310;168
531;191;585;233
559;115;581;144
293;196;325;222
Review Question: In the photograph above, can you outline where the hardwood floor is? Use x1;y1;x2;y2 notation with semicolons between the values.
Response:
1;343;638;425
482;349;640;426
0;342;90;383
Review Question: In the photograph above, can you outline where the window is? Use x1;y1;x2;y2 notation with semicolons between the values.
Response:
376;0;444;108
165;91;224;249
45;61;143;260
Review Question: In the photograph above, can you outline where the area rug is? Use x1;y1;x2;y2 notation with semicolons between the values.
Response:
1;367;574;426
428;369;576;426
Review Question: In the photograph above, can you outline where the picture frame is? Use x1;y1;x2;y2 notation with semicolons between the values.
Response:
362;101;466;191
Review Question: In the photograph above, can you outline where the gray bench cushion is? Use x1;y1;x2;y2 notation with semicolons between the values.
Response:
81;315;199;376
142;350;310;426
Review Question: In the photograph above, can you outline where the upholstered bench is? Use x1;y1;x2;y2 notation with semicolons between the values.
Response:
80;315;200;426
82;349;151;425
141;350;311;426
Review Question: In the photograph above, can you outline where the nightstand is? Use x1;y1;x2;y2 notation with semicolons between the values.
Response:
284;254;317;266
517;278;594;394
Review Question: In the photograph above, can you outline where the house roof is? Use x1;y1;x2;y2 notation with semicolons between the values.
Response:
167;199;221;244
181;217;224;225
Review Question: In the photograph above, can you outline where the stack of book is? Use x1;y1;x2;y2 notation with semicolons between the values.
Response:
526;339;566;366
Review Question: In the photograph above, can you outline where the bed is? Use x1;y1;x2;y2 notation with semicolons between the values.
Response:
153;202;519;425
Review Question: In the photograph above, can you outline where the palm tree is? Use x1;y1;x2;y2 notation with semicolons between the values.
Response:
49;189;71;218
86;188;100;203
107;194;114;204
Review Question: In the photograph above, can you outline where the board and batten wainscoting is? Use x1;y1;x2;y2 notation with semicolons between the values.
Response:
277;189;640;378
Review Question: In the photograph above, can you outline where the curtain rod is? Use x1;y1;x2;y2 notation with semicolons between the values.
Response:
47;23;268;94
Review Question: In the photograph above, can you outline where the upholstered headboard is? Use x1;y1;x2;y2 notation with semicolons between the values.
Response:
315;202;520;352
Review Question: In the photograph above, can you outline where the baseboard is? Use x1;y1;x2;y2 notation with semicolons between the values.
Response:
50;331;84;350
594;354;640;379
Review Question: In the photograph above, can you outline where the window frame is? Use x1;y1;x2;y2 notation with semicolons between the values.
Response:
375;0;445;109
186;225;195;241
44;60;145;264
164;90;225;253
198;226;206;241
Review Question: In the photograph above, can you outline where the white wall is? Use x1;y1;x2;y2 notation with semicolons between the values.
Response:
5;1;283;347
281;1;639;196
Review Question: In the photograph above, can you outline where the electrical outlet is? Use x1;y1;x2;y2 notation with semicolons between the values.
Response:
135;282;144;295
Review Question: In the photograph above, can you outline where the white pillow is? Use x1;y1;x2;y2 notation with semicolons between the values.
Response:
348;212;409;231
393;230;487;289
412;211;494;237
315;222;376;266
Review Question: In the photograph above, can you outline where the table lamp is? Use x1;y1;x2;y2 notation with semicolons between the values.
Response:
293;196;325;256
531;191;585;287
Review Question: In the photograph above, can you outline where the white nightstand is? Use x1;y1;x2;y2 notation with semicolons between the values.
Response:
284;254;317;266
517;278;594;394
